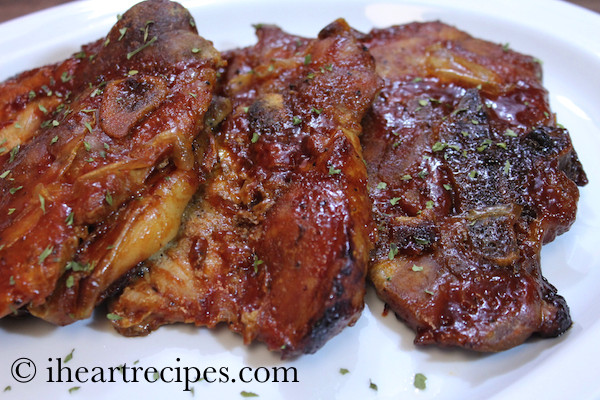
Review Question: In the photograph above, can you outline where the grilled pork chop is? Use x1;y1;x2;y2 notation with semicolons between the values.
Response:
360;22;587;351
0;0;222;322
109;20;380;357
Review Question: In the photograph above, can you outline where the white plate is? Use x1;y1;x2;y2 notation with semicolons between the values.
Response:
1;1;599;399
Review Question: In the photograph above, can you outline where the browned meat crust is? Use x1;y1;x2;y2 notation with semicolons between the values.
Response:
360;22;587;351
108;20;380;357
1;3;588;357
0;0;223;322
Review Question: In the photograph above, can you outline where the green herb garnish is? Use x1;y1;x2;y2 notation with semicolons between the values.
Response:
388;244;398;260
477;138;492;152
252;255;264;274
369;380;378;391
9;145;20;162
107;313;123;321
414;237;430;245
431;142;447;152
68;386;80;394
39;246;53;264
105;191;113;206
66;212;74;226
503;160;511;175
39;194;46;213
414;373;427;390
127;36;157;60
64;348;74;363
328;165;341;175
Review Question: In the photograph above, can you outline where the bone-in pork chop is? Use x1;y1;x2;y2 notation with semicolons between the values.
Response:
109;20;380;357
360;22;587;351
0;0;223;323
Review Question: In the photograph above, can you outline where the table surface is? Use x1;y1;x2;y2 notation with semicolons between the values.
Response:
0;0;598;23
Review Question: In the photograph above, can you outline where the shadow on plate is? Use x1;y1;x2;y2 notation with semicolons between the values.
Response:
0;314;58;337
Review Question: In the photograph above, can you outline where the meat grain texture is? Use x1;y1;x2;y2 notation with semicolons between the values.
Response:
360;22;587;351
0;0;223;323
109;19;380;357
0;0;588;357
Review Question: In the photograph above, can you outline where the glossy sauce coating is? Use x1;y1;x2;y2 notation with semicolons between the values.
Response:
361;22;587;351
0;0;222;321
110;20;381;357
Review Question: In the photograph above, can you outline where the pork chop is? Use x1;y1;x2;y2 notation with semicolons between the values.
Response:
0;0;223;323
360;22;587;351
109;20;380;357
